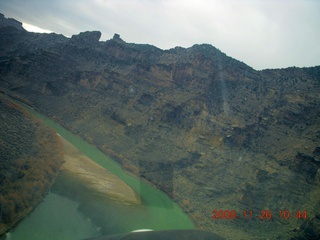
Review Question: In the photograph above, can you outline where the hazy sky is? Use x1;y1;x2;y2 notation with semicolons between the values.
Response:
0;0;319;70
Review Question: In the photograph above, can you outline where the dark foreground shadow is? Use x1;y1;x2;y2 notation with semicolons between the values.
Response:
84;229;225;240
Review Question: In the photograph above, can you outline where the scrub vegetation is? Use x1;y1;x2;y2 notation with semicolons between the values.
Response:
0;96;64;235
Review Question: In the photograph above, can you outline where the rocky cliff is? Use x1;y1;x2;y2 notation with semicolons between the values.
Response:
0;13;24;31
0;13;319;239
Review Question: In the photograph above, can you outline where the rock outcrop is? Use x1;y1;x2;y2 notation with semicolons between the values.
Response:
0;13;24;31
71;31;102;45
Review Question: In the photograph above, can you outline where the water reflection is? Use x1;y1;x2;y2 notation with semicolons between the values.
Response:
7;192;100;240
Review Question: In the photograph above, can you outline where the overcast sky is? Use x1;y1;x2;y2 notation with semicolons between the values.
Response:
0;0;319;70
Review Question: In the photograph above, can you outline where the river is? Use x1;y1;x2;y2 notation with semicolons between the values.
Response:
4;96;194;240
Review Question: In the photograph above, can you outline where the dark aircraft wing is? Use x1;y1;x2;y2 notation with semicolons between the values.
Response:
84;229;224;240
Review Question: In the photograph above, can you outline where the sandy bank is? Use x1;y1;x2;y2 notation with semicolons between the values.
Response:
59;136;140;205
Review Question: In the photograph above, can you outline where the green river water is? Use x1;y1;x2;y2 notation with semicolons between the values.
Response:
4;97;194;240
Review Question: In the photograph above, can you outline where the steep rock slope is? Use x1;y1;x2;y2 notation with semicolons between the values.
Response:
0;14;319;239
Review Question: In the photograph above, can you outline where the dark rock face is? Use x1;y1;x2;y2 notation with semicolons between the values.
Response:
112;33;124;43
0;13;24;31
71;31;101;45
0;14;320;240
313;147;320;161
290;151;320;183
